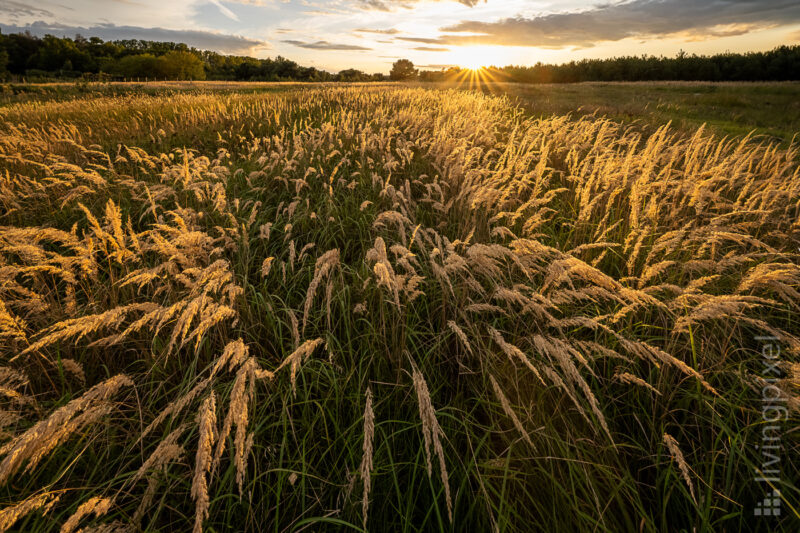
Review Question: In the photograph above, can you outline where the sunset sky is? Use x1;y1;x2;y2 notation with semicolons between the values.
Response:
2;0;799;73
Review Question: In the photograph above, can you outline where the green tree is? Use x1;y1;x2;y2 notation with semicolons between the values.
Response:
159;50;205;80
0;48;8;78
336;68;370;82
390;59;417;81
108;53;162;78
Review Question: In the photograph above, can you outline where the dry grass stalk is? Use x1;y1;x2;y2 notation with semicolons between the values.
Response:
488;374;533;447
213;358;257;495
662;432;697;504
60;496;113;533
141;340;247;440
192;393;217;533
260;257;274;277
447;321;473;355
488;327;544;385
276;338;324;396
132;424;188;486
131;451;181;528
0;492;60;533
60;359;86;385
530;334;613;441
302;249;340;333
0;375;132;484
359;387;375;530
0;301;27;342
288;309;300;349
410;361;452;522
614;372;661;395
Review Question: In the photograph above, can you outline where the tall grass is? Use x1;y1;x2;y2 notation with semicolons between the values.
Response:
0;85;798;531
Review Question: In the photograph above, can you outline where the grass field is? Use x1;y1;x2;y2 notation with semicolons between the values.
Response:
425;80;800;145
0;83;799;532
4;80;798;144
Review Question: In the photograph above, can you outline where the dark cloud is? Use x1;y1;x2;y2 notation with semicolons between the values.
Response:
413;46;450;52
282;40;372;51
438;0;800;48
0;21;269;54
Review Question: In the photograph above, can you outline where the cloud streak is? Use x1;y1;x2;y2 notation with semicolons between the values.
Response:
396;36;442;44
419;63;458;69
0;0;53;21
353;28;400;35
354;0;483;11
438;0;800;48
210;0;239;21
0;21;269;54
282;39;372;51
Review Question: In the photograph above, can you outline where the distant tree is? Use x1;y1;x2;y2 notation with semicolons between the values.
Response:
160;50;205;80
390;59;417;81
336;68;371;82
273;56;299;80
0;48;8;78
1;31;798;84
107;53;170;79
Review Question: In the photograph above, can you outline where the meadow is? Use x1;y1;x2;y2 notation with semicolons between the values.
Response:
0;83;798;532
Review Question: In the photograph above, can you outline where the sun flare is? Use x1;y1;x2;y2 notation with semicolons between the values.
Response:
450;46;498;71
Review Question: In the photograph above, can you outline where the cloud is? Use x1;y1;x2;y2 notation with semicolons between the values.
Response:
413;46;450;52
354;0;483;11
209;0;239;21
438;0;800;48
353;28;400;35
282;39;372;51
0;0;53;22
396;36;442;44
0;21;269;54
419;64;458;69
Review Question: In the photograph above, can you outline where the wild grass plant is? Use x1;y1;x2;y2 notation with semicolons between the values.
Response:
0;85;798;531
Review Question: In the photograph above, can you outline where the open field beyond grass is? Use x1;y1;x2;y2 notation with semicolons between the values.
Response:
423;80;800;146
0;84;799;532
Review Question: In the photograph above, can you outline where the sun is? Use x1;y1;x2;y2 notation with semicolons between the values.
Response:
462;59;486;71
450;46;497;71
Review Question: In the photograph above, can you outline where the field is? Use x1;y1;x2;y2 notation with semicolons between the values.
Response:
0;82;799;532
423;80;800;145
4;80;799;143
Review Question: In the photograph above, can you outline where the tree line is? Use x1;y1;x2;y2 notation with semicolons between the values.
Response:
1;30;798;84
0;32;383;82
419;46;800;83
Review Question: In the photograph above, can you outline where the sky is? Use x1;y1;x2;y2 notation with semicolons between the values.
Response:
2;0;799;73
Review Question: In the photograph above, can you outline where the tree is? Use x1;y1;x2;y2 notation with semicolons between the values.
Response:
108;53;161;78
390;59;417;81
0;48;8;78
336;68;370;82
160;50;205;80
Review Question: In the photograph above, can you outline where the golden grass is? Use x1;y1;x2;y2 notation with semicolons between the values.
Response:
0;84;798;530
